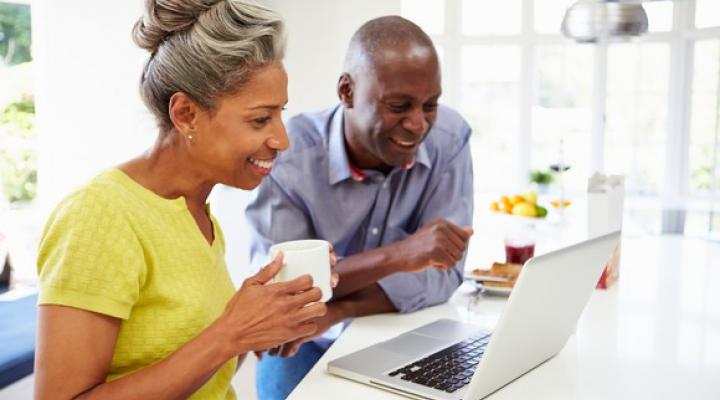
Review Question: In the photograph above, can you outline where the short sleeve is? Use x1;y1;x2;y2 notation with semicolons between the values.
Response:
37;188;146;320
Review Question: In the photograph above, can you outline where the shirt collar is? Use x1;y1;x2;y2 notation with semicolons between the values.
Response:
328;106;354;185
328;106;431;185
347;158;417;182
348;162;368;182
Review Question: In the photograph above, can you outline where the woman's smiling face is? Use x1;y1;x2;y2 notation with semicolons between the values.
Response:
184;62;290;190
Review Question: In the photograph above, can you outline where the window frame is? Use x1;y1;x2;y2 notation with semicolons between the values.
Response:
407;0;720;237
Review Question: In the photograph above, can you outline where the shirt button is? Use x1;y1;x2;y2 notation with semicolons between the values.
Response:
371;227;379;235
382;182;388;189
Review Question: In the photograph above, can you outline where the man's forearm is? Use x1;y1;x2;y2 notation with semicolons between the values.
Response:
332;283;397;319
333;243;405;298
278;284;397;358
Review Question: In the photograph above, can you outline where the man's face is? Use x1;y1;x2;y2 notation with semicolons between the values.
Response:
347;45;442;169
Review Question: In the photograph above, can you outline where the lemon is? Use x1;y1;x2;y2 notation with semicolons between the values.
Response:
511;202;537;218
524;191;538;205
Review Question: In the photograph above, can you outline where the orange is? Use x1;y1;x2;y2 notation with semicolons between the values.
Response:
500;195;512;211
510;195;525;206
550;200;572;208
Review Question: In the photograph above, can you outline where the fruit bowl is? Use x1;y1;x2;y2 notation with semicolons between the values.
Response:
489;191;548;219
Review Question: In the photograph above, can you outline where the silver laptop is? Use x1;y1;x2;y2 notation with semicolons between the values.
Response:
328;230;620;400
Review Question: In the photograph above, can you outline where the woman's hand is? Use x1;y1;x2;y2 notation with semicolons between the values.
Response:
277;302;345;358
263;242;339;358
212;252;327;357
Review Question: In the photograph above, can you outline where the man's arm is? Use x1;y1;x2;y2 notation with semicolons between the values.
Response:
335;126;474;312
334;283;397;317
279;283;396;357
332;220;473;299
279;216;473;358
374;127;474;313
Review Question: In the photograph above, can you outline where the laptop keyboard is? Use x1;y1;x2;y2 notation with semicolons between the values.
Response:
387;332;491;393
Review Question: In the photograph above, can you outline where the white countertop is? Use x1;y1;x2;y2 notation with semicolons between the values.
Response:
289;235;720;399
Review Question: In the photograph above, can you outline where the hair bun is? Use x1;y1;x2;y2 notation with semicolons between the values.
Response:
132;0;222;52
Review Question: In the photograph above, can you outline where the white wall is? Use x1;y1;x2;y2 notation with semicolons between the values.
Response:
31;0;401;285
33;0;154;214
265;0;401;117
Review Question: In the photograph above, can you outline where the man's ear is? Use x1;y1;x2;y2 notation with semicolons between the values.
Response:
168;92;199;136
337;73;354;108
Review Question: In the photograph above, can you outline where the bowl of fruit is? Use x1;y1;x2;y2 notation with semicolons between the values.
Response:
489;191;548;219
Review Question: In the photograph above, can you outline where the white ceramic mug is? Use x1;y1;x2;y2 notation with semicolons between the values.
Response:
269;239;333;302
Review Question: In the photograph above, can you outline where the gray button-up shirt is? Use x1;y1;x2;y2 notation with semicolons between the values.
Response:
246;104;473;314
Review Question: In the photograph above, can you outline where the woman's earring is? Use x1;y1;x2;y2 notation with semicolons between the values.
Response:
187;134;194;141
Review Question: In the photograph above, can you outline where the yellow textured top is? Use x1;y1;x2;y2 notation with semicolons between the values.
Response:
37;169;237;399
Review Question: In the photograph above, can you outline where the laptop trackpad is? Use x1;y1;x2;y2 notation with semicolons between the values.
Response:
376;333;450;357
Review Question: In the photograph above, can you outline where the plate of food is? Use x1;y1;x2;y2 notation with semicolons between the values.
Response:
464;262;523;296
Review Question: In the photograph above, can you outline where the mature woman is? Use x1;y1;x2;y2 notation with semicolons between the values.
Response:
33;1;328;398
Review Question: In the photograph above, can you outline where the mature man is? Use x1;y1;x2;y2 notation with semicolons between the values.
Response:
246;16;474;399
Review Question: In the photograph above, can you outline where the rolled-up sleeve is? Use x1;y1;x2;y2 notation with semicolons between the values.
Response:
378;129;474;313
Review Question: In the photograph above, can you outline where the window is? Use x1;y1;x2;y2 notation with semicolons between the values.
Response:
401;0;444;35
461;45;521;188
462;0;521;36
644;1;674;33
695;0;720;29
532;44;593;192
0;1;35;205
0;1;36;286
605;43;670;195
400;0;720;238
687;39;720;237
688;40;719;197
534;0;574;34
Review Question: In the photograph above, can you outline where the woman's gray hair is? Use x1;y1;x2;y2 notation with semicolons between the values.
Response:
132;0;286;132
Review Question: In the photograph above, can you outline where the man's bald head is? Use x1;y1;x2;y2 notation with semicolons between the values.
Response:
337;16;442;172
343;16;438;75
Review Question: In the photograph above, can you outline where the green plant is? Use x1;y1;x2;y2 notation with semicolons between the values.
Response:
0;97;36;203
0;97;35;139
529;169;554;185
0;3;32;66
0;149;36;203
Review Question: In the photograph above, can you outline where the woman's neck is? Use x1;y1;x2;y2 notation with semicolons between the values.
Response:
118;132;214;211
